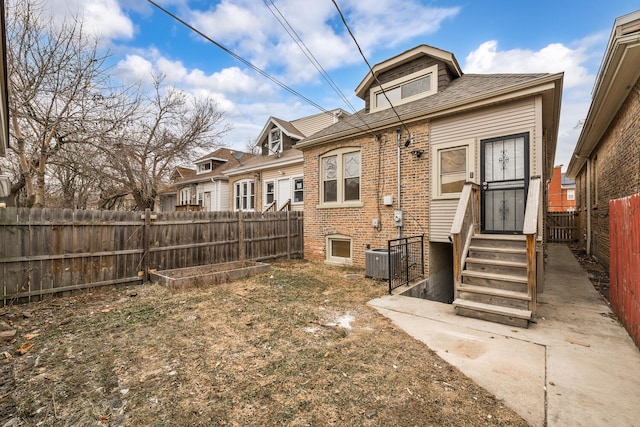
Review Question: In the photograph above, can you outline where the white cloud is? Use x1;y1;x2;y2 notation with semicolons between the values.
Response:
44;0;134;41
115;54;155;84
464;40;592;88
186;0;459;84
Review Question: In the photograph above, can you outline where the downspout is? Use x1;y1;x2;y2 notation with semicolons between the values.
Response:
396;129;402;239
586;159;592;256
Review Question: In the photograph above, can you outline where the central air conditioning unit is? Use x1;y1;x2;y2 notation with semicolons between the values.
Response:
366;248;401;280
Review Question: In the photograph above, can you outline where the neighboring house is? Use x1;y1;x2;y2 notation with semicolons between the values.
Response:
297;44;563;327
566;11;640;345
567;10;640;264
168;148;253;212
224;110;348;212
547;165;576;212
156;167;196;212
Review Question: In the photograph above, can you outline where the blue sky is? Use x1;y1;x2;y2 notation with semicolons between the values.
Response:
41;0;639;170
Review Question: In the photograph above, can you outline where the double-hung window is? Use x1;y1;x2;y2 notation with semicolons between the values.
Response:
234;180;255;211
265;181;275;205
179;188;191;205
321;148;361;206
293;178;304;203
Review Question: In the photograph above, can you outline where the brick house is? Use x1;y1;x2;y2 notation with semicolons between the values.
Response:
224;110;348;212
297;44;563;326
566;11;640;345
566;10;640;267
547;165;576;212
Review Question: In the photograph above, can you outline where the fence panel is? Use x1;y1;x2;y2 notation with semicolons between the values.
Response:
1;208;302;304
610;194;640;349
547;211;578;242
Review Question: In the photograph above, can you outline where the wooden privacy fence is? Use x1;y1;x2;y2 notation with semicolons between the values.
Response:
609;194;640;349
0;208;303;305
546;211;578;242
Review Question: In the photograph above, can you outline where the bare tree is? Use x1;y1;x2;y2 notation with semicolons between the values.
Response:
2;0;132;207
94;75;229;211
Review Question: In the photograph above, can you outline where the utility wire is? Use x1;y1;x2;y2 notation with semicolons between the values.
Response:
146;0;375;137
263;0;375;135
330;0;412;139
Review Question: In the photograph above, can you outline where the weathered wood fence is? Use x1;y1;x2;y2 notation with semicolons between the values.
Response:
610;194;640;349
546;211;578;242
0;208;303;305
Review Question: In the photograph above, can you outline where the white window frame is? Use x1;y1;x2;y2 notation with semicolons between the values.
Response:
197;162;211;173
292;176;304;204
234;179;255;211
319;148;362;208
264;180;275;206
369;65;438;113
326;234;352;265
179;188;191;205
269;128;282;155
196;189;205;207
432;139;475;200
567;189;575;201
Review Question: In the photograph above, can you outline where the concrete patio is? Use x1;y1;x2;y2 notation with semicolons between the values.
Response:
369;244;640;426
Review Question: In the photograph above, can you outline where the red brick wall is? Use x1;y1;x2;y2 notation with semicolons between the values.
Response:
548;166;576;212
302;119;431;272
574;80;640;270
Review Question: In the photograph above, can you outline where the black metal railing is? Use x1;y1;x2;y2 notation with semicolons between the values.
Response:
388;235;424;294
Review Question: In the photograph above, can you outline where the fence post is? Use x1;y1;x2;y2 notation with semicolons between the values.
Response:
286;210;291;260
238;211;245;261
142;209;151;283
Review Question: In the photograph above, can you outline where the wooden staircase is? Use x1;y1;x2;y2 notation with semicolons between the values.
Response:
450;178;541;329
453;234;532;328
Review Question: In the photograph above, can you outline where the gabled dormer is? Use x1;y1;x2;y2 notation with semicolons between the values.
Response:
355;45;463;113
257;117;305;157
194;154;228;175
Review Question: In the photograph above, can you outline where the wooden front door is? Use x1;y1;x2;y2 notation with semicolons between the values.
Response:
481;133;529;234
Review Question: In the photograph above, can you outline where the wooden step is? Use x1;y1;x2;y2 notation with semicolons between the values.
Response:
453;299;531;328
458;284;531;300
468;246;527;262
470;234;526;250
458;284;531;310
461;270;528;292
465;257;527;276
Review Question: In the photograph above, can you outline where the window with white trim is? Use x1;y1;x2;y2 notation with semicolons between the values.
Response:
321;148;361;206
265;181;275;205
326;235;352;265
433;139;474;199
179;188;191;205
234;180;255;211
293;178;304;203
370;65;437;112
198;162;211;173
196;190;205;207
269;128;282;155
567;189;575;201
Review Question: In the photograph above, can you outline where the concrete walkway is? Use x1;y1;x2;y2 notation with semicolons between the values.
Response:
368;244;640;427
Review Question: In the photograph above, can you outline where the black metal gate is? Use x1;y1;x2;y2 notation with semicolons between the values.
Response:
387;235;424;294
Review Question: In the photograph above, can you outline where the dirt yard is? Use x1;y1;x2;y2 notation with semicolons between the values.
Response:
1;260;528;426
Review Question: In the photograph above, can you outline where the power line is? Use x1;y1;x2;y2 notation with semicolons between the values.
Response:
330;0;412;140
263;0;375;134
146;0;375;138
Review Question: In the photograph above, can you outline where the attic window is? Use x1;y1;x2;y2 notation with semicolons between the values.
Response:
269;128;282;155
198;162;211;173
370;65;438;112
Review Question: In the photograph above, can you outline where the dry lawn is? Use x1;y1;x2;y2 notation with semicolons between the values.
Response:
1;260;528;426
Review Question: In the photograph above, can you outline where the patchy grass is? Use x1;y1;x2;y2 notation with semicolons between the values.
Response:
1;260;528;426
